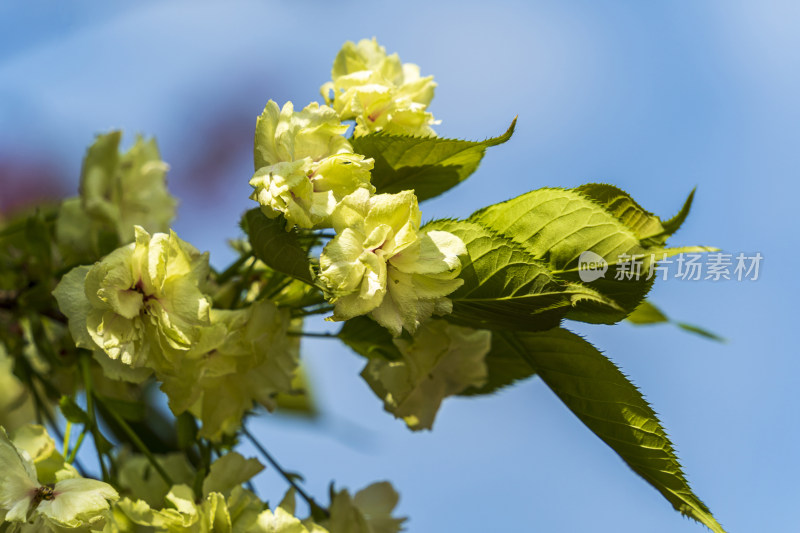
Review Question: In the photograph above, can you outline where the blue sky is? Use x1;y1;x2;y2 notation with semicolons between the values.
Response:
2;1;798;531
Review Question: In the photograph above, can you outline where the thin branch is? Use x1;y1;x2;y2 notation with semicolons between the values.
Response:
63;421;72;457
242;426;329;517
67;427;88;464
102;398;174;487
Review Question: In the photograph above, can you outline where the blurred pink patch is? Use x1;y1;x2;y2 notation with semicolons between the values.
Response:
0;154;67;217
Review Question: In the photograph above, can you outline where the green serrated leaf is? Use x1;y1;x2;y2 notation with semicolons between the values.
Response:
59;395;90;425
350;118;516;201
627;300;726;342
241;208;315;285
574;183;663;244
661;188;696;237
574;184;696;247
424;219;620;332
502;327;726;533
469;187;711;324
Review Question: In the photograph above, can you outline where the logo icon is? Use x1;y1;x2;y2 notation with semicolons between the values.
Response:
578;251;608;282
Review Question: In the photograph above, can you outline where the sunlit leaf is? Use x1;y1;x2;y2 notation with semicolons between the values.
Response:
424;219;621;331
470;187;714;324
350;118;516;201
502;327;727;533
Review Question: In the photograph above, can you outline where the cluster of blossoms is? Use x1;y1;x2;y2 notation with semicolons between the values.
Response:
0;424;402;533
52;134;300;441
1;37;493;532
53;223;299;441
250;39;470;339
106;449;401;533
247;39;490;427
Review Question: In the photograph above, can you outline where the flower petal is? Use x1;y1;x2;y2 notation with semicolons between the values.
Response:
36;478;117;528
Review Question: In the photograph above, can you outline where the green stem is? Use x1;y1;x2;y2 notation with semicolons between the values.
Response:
80;354;109;481
67;428;88;463
242;426;329;517
103;400;174;487
63;421;72;457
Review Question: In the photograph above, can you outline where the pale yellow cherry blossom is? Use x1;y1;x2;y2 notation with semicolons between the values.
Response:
321;38;438;137
250;100;374;230
319;189;465;336
53;226;211;373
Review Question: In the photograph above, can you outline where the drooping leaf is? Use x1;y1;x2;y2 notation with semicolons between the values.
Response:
627;300;725;342
350;118;516;201
501;327;726;533
242;208;315;285
423;219;621;332
470;187;714;324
